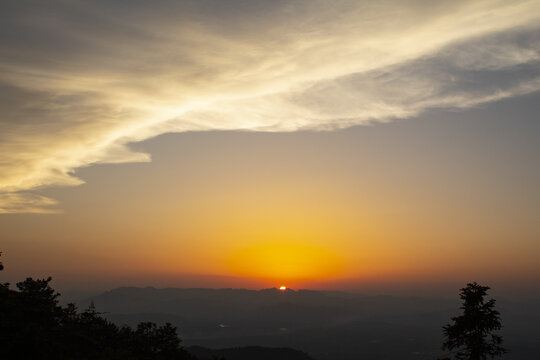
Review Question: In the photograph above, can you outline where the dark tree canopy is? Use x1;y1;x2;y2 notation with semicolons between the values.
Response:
442;282;506;360
0;276;197;360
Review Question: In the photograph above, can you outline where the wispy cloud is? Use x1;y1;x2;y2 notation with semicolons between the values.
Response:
0;192;60;214
1;0;540;213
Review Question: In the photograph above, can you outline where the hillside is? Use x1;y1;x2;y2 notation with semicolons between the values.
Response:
79;287;540;360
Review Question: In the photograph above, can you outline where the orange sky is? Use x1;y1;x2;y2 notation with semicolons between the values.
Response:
2;107;540;297
1;0;540;298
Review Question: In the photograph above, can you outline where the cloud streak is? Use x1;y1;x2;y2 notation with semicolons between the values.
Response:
1;0;540;213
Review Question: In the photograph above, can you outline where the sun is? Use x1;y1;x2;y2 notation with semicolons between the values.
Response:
279;286;287;291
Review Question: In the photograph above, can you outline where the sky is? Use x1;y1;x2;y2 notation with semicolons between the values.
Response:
1;0;540;297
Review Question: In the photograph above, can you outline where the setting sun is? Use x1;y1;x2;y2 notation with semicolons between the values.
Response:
3;1;540;358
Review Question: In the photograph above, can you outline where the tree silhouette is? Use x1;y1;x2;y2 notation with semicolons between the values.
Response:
442;282;506;360
0;272;197;359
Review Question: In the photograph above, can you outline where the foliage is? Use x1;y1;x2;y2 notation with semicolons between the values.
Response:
0;276;197;359
442;282;506;360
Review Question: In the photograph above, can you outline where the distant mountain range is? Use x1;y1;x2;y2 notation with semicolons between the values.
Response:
77;287;540;360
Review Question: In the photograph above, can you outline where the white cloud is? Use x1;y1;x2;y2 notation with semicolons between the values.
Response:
1;0;540;213
0;193;60;214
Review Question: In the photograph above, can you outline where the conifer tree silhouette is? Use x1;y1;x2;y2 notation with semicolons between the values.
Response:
442;282;506;360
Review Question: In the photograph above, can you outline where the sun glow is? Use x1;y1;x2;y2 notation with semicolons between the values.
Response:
226;243;343;282
279;286;287;291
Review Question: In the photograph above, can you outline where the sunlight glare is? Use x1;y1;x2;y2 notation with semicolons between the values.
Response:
227;243;343;282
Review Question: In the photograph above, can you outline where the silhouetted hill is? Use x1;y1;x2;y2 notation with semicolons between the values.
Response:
187;320;444;360
78;287;540;360
187;345;315;360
